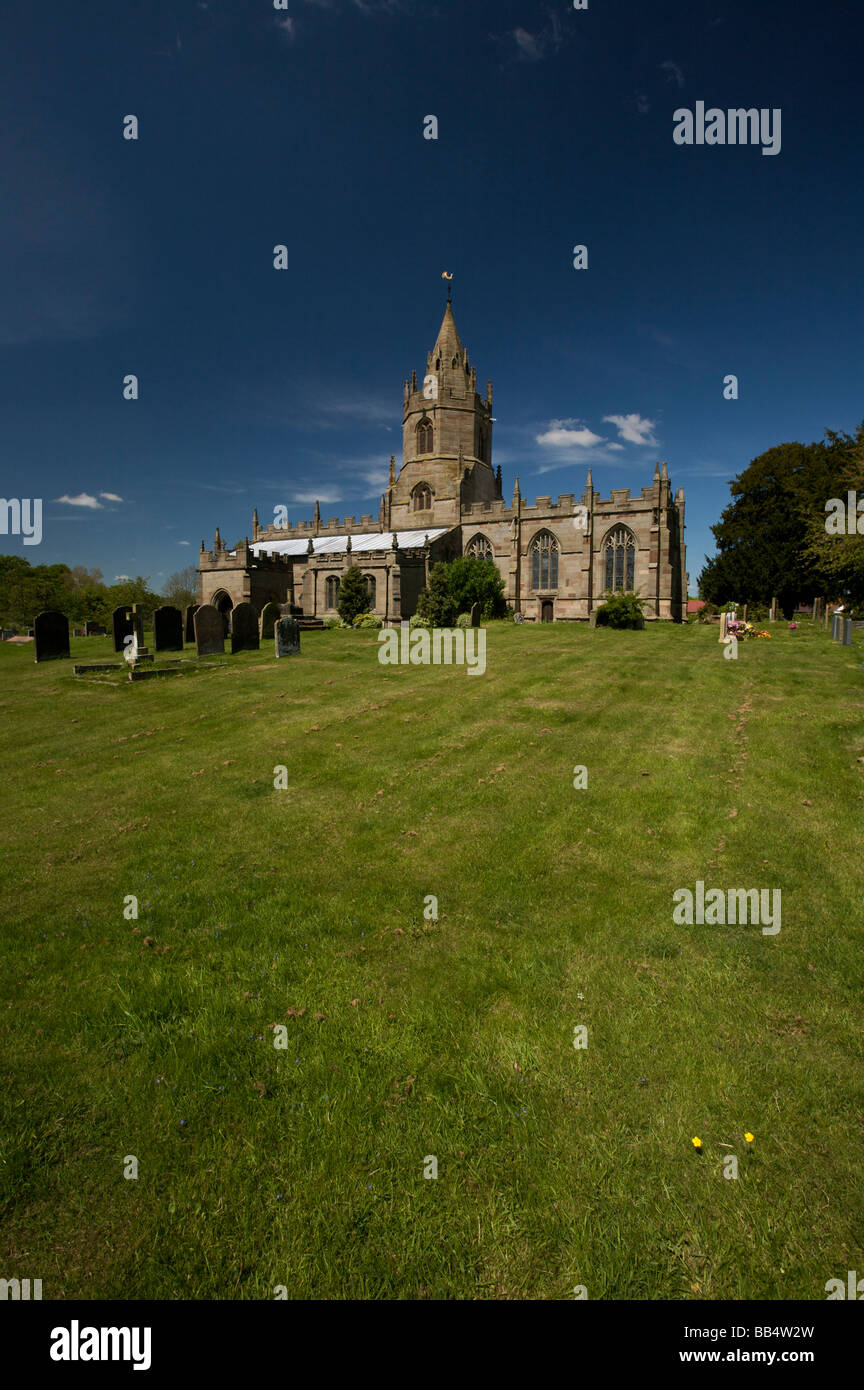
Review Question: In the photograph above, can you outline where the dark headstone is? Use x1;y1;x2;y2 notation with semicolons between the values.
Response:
73;628;85;637
184;604;199;643
34;610;70;663
153;605;184;652
84;621;106;636
231;601;260;654
470;602;481;628
275;616;300;658
260;601;281;641
194;605;225;657
112;606;141;653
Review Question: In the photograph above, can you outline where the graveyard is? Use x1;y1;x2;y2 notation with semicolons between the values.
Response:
0;616;862;1299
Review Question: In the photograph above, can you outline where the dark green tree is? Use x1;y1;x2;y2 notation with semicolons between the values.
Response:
336;565;371;624
416;562;458;627
698;429;859;618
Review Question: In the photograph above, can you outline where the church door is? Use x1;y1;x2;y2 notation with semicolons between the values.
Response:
541;601;553;623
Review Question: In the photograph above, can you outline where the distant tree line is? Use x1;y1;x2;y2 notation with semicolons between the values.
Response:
0;559;199;630
698;423;864;618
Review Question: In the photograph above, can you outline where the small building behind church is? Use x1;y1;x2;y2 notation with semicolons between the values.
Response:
199;297;687;625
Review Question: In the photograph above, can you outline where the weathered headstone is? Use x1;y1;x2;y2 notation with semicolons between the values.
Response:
769;598;778;621
34;610;70;663
230;601;260;654
719;612;728;643
470;602;481;628
153;605;184;652
84;621;106;636
843;618;853;646
184;604;199;644
260;601;281;641
194;604;225;656
275;616;300;658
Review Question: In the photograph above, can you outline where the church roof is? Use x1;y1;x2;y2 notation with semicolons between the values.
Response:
250;527;450;557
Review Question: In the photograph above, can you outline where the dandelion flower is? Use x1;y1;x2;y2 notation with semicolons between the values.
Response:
744;1132;754;1144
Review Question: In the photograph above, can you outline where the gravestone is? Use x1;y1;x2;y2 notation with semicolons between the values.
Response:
719;612;728;643
84;621;106;636
514;612;524;625
34;610;70;663
843;618;853;647
194;604;225;656
470;602;481;628
112;606;142;652
184;604;199;644
260;601;281;641
230;601;260;654
153;605;184;652
275;616;300;658
769;597;778;621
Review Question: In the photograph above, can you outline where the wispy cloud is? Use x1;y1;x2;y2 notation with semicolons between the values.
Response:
660;59;684;87
291;489;343;505
100;491;123;502
603;413;658;446
114;574;130;583
55;492;103;509
178;540;191;546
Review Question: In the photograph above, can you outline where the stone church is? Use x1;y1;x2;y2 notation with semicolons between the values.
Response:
198;294;687;624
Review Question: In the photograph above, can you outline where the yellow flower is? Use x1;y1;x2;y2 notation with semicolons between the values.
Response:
691;1136;702;1149
744;1132;754;1144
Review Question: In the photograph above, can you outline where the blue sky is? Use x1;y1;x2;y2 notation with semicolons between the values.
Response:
2;0;862;590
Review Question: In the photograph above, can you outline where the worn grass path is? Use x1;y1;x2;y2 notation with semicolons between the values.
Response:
1;620;862;1299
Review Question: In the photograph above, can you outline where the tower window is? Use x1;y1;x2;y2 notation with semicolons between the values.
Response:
413;484;432;512
530;531;559;590
603;527;636;591
417;418;433;454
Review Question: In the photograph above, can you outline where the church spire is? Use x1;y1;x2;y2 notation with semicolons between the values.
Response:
432;299;464;364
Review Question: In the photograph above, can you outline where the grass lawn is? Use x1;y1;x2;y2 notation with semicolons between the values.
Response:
1;619;862;1300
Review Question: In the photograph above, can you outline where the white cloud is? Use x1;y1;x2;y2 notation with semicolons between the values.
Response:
291;489;342;505
99;491;123;502
603;413;658;446
607;443;624;451
114;574;130;583
55;492;102;509
660;59;684;87
178;540;191;546
536;420;604;449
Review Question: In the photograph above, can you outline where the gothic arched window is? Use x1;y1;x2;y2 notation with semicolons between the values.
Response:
413;484;432;512
603;527;636;591
364;575;376;607
416;418;433;454
325;576;340;608
467;534;493;561
530;531;559;590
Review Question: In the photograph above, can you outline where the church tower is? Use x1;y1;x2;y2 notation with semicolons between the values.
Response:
389;289;499;530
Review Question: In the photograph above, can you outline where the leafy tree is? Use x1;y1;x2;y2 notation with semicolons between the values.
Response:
800;424;864;604
163;565;199;611
417;557;506;625
336;565;371;624
416;563;458;627
698;428;859;618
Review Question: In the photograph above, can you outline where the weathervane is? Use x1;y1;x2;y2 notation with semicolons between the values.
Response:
442;270;453;303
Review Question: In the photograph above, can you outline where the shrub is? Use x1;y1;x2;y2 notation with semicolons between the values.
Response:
336;566;371;625
416;564;457;627
594;589;648;629
416;556;506;626
354;613;382;629
409;613;432;630
323;616;341;629
456;612;472;629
